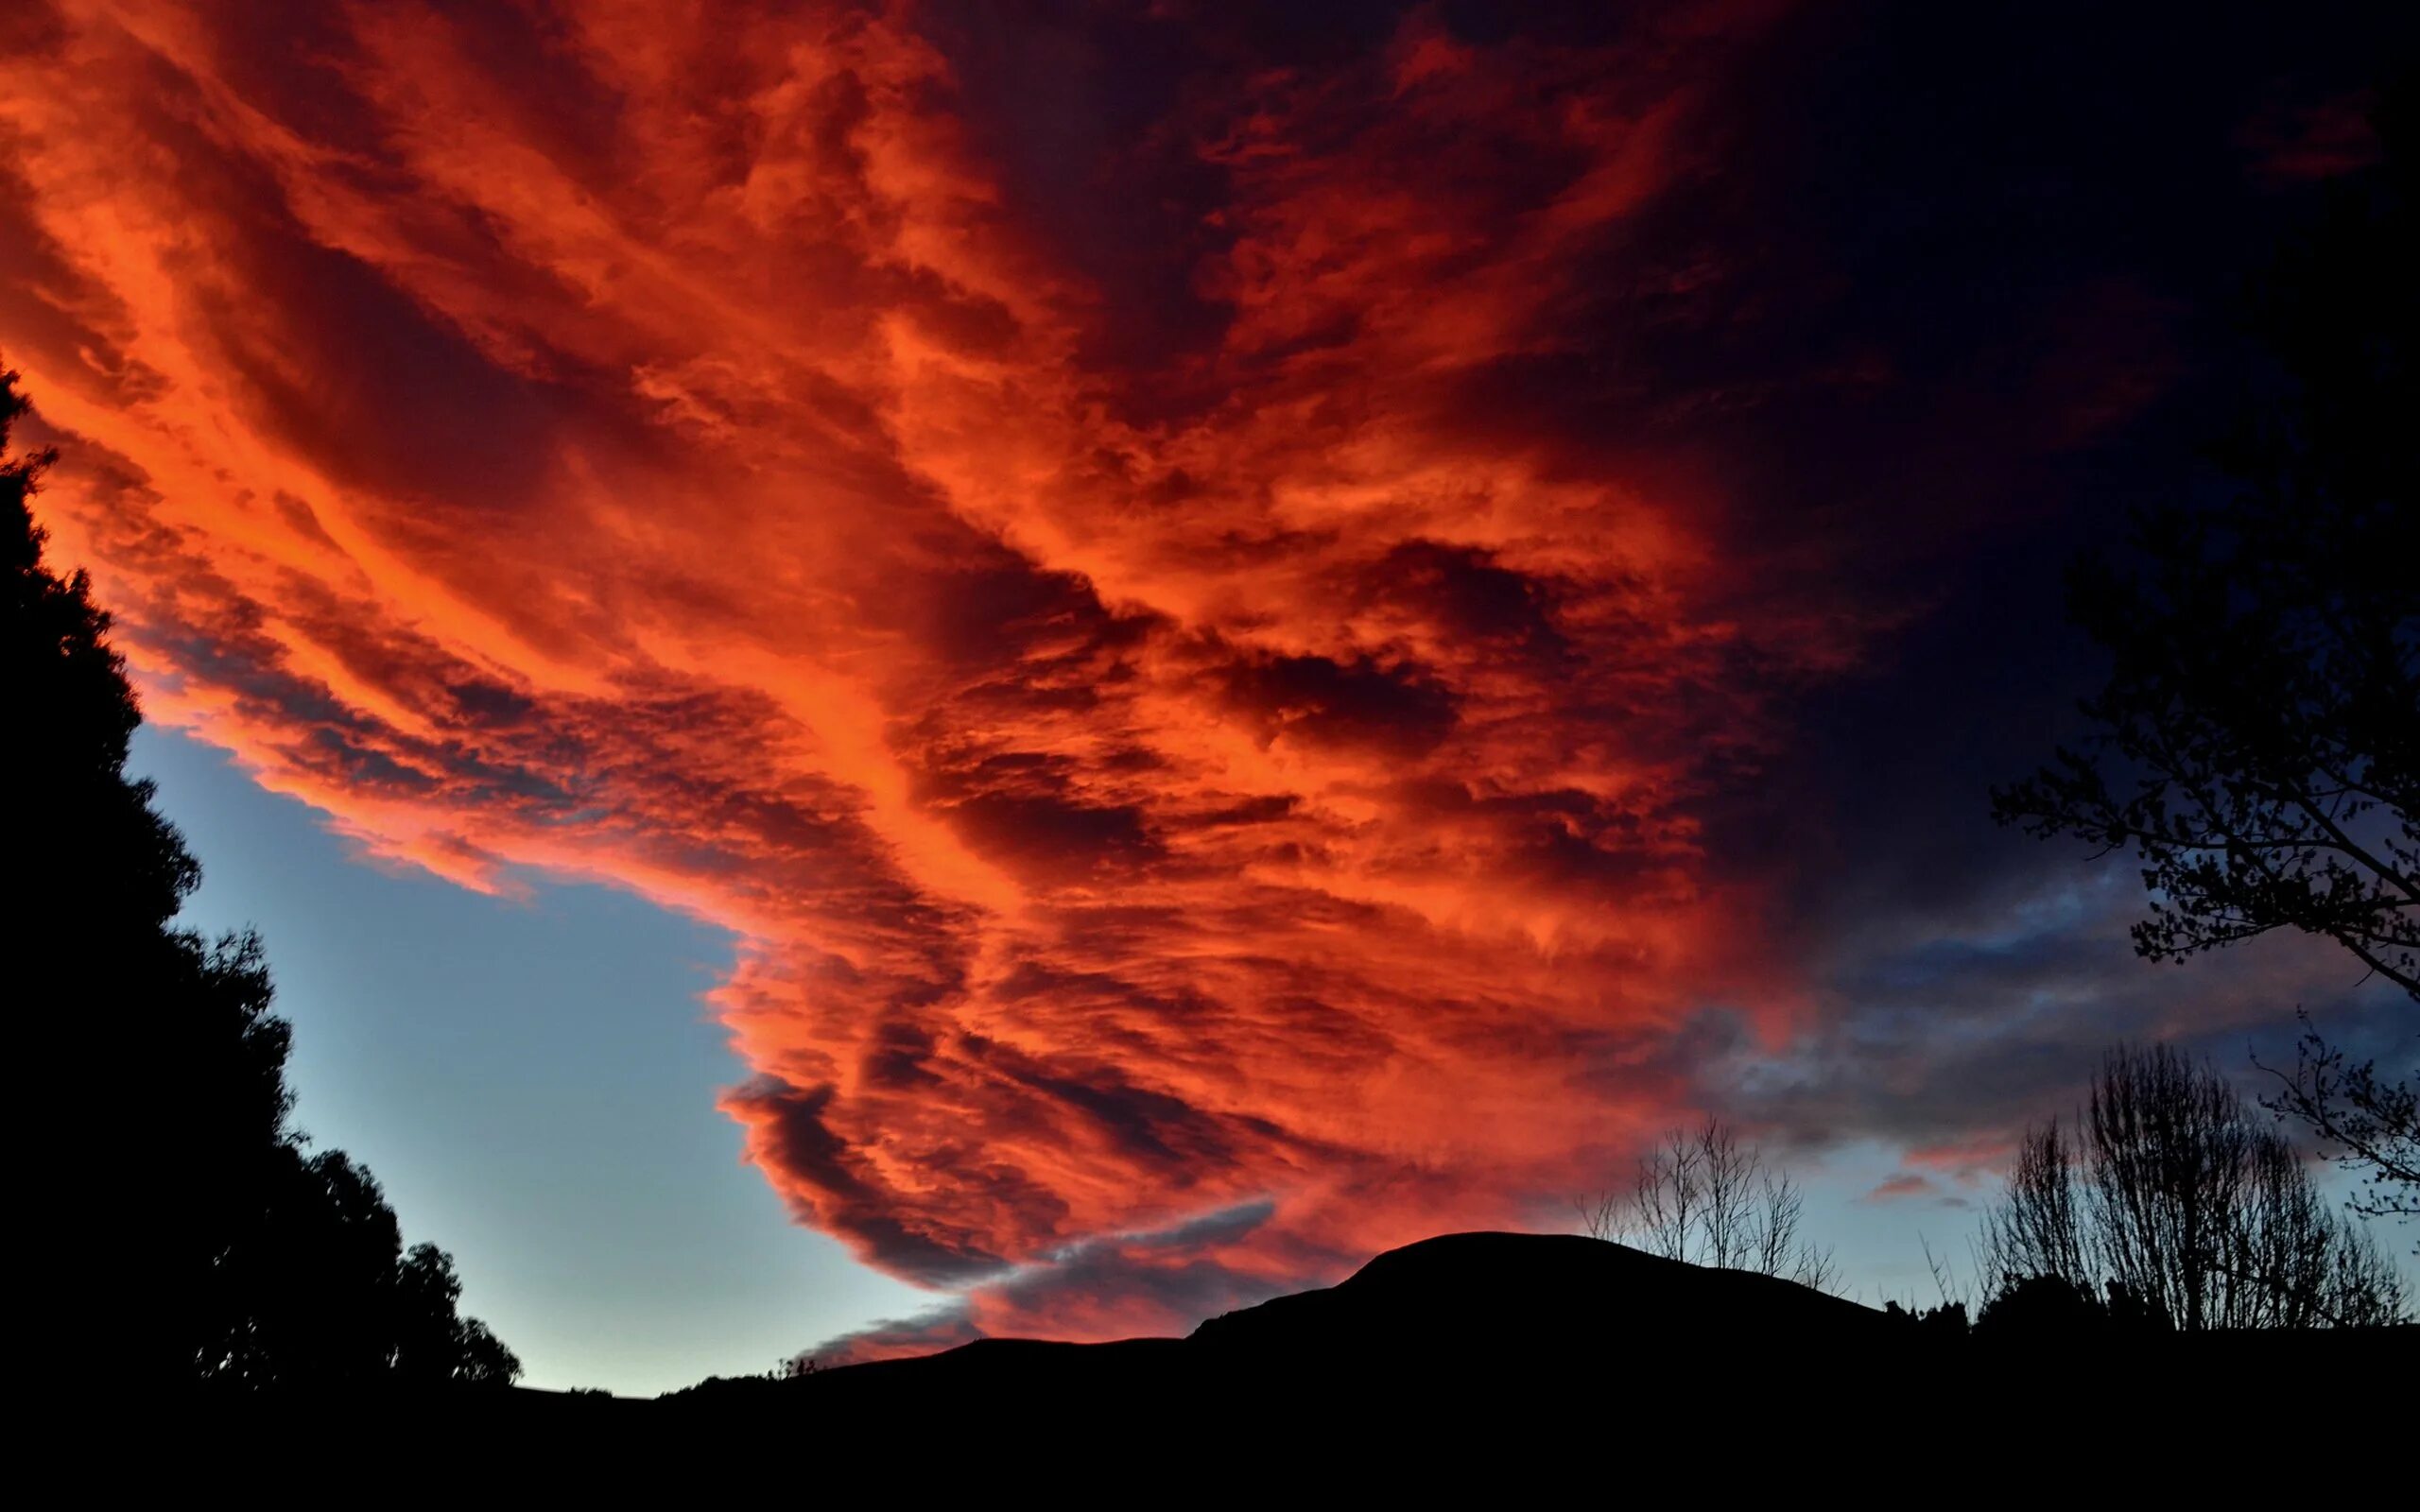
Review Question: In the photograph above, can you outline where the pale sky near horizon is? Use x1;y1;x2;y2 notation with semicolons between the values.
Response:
138;727;935;1394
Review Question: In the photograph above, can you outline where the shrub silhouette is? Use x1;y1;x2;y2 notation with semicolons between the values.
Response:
1975;1275;2106;1339
1885;1298;1972;1339
4;365;518;1389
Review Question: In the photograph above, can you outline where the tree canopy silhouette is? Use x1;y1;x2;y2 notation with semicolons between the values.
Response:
4;365;519;1389
1992;90;2417;1228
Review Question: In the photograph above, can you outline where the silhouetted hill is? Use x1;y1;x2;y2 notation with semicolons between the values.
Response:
656;1231;1882;1417
257;1228;2409;1477
649;1230;2409;1435
655;1230;1893;1417
1192;1231;1890;1361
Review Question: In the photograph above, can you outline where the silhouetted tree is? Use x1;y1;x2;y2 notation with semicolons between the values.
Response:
1977;1045;2406;1330
1991;91;2416;1232
398;1244;523;1386
4;365;518;1389
2260;1010;2419;1231
1975;1116;2090;1296
1579;1117;1840;1291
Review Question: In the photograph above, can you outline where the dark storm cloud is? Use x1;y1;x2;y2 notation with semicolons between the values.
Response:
1214;647;1461;757
1687;869;2410;1178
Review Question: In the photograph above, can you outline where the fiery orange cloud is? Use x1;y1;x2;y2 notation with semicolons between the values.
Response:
6;0;1949;1341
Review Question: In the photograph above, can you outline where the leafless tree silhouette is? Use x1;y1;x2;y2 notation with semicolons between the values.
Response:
2258;1010;2418;1235
1978;1044;2406;1328
1977;1117;2090;1295
1579;1118;1839;1292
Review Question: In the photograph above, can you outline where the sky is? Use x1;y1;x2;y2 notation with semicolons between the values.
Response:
3;1;2411;1391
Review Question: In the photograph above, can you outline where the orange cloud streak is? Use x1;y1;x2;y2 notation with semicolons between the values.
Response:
4;0;1886;1338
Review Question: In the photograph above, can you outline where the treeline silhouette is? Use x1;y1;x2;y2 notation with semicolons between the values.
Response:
1879;1044;2411;1341
1582;1083;2407;1349
1974;1044;2404;1332
5;369;518;1391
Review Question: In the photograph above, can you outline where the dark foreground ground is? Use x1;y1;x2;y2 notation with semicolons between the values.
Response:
164;1232;2414;1478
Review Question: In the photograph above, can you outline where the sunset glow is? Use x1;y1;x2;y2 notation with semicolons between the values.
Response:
5;1;2394;1360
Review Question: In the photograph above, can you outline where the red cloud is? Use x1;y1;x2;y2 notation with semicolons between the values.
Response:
1863;1173;1940;1203
4;0;2053;1345
2240;91;2383;185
